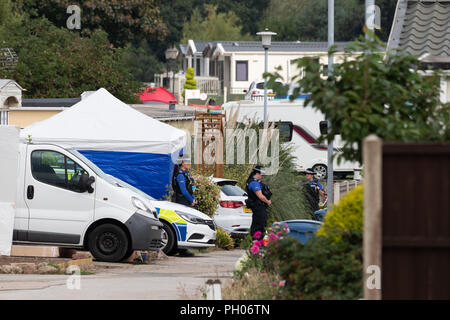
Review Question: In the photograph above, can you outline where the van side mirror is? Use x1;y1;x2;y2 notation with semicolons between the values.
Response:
80;174;95;193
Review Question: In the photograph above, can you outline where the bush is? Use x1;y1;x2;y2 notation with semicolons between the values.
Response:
193;175;220;217
272;230;363;300
215;228;234;250
316;185;363;243
182;67;197;99
227;220;363;300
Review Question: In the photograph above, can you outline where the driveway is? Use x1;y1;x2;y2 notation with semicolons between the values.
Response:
0;249;244;300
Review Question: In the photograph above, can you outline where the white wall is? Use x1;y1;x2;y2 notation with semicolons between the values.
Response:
0;126;20;255
228;52;352;93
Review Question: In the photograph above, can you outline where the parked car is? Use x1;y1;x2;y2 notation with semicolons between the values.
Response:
13;144;163;262
243;80;283;101
278;219;322;244
212;178;252;238
107;176;217;256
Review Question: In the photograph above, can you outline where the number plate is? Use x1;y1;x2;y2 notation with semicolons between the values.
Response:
243;206;252;213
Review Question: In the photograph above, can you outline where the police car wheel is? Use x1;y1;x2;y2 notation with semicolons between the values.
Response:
313;164;327;180
160;221;177;255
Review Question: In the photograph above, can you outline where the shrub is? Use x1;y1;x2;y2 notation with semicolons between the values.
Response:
182;67;197;99
193;175;220;217
215;228;234;250
272;230;363;300
227;222;363;300
316;185;363;243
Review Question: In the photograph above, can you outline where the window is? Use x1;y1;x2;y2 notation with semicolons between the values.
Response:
275;121;293;142
220;184;246;197
0;110;8;125
236;61;248;81
31;150;89;193
196;58;201;76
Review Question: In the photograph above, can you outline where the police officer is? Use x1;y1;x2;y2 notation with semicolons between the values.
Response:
172;154;197;207
171;154;197;257
245;166;271;240
302;168;327;220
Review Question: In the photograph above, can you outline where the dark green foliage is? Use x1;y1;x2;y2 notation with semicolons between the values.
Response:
265;230;363;300
16;0;165;47
261;0;397;42
0;17;141;102
121;41;164;83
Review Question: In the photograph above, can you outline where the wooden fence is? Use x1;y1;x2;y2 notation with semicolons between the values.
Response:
363;136;450;299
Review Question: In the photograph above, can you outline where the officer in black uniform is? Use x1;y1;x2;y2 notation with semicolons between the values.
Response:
245;166;271;240
171;154;197;257
172;154;197;207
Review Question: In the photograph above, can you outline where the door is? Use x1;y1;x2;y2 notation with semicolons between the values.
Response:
24;145;95;245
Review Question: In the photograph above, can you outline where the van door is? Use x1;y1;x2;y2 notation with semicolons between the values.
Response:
24;145;95;245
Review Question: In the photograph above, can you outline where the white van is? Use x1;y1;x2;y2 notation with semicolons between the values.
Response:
13;143;164;262
222;99;361;179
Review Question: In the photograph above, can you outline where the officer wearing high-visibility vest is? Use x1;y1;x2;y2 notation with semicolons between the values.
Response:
172;154;197;207
245;166;271;240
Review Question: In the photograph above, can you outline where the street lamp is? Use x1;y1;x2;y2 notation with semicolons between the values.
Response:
257;28;277;127
165;46;179;95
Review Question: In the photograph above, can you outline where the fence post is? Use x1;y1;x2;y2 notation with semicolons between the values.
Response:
333;182;340;204
363;135;382;300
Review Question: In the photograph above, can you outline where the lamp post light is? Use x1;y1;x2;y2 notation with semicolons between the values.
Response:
257;28;277;127
165;46;179;95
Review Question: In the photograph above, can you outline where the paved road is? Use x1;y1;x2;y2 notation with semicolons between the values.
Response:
0;249;244;300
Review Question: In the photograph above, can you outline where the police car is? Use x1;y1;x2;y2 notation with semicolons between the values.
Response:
107;176;216;255
212;178;252;238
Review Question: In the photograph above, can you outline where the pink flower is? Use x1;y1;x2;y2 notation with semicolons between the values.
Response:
253;231;262;239
279;280;286;287
284;223;290;233
253;240;261;247
269;232;279;241
250;245;260;255
258;240;265;247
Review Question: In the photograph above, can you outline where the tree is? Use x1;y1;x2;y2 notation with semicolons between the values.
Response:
0;17;141;103
15;0;166;47
181;4;254;42
121;41;164;83
260;0;396;42
266;33;450;163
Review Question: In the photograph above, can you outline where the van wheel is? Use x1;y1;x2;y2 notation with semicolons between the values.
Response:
160;221;177;255
313;164;327;180
88;224;129;262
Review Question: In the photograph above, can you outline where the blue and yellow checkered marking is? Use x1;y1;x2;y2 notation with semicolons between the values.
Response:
156;207;188;242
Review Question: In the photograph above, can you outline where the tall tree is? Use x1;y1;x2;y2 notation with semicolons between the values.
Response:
181;5;254;42
15;0;166;47
261;0;396;42
0;17;141;102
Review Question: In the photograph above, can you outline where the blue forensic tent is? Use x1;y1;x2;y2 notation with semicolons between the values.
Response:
21;88;186;199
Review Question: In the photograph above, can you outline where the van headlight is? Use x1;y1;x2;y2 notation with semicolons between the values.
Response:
132;197;159;220
132;197;148;211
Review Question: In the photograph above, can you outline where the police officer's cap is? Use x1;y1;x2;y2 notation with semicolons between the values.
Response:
305;168;315;175
178;154;191;164
253;165;266;175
